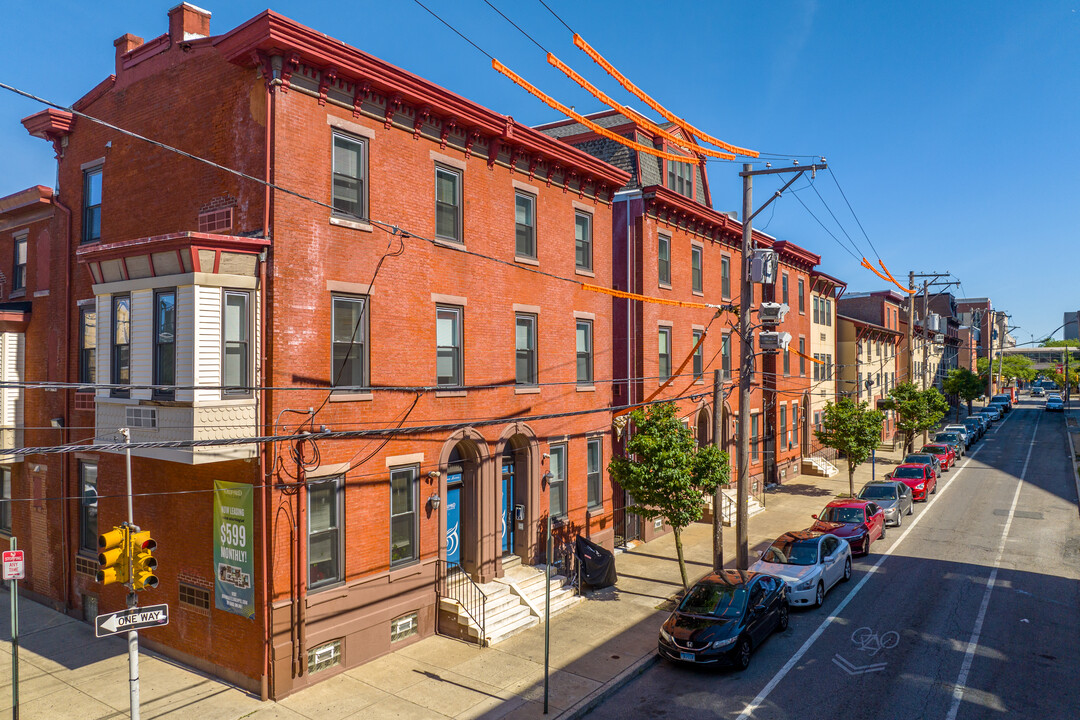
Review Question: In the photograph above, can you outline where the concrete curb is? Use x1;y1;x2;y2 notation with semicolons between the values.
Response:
1065;412;1080;517
556;650;660;720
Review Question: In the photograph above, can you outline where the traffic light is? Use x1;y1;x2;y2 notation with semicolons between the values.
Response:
97;526;130;585
129;530;158;591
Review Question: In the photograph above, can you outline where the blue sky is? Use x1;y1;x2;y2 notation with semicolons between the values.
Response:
1;1;1077;341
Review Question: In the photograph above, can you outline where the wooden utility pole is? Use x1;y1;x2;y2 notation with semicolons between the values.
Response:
712;369;724;572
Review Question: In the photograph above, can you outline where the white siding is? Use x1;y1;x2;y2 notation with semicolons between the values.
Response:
193;285;222;403
0;332;23;462
130;289;153;399
175;285;195;402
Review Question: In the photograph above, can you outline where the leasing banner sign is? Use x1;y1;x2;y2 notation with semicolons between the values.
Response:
214;480;254;618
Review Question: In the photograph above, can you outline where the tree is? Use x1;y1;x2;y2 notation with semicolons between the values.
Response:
814;398;884;498
943;368;985;419
976;355;1035;391
1039;338;1079;347
607;402;729;590
886;382;950;454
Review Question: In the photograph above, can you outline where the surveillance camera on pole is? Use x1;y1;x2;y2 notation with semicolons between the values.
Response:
758;331;792;353
750;249;777;284
759;302;789;326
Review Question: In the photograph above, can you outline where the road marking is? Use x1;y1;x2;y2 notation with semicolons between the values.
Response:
945;411;1041;720
734;410;1019;720
831;654;887;675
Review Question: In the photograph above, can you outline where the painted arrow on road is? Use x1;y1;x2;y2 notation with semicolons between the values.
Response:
96;604;170;637
832;653;887;676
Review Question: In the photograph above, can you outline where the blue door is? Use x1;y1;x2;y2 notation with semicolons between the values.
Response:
501;456;514;554
446;473;462;566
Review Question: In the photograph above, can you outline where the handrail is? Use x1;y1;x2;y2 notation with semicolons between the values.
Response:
435;560;486;647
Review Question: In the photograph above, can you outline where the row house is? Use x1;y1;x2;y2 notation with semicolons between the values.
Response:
15;5;630;699
807;271;845;450
837;291;904;445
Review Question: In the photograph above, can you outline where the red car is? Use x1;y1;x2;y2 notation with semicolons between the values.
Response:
888;463;937;501
920;443;955;471
809;500;886;556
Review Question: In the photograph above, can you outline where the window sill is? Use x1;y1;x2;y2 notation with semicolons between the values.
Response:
329;392;373;402
587;506;604;518
692;290;704;297
514;255;539;266
435;390;467;398
434;237;464;249
9;290;25;299
389;561;423;582
306;583;348;607
329;216;374;233
658;283;672;291
694;378;705;385
576;385;595;392
574;268;595;278
515;386;541;395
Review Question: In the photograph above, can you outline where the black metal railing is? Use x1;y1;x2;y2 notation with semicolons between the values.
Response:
435;560;486;647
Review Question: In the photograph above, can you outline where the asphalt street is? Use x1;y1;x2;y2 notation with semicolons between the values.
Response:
585;398;1080;720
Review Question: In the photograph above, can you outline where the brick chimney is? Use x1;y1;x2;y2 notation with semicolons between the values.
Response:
113;33;144;76
168;3;211;43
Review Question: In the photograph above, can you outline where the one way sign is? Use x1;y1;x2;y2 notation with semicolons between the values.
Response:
95;604;170;638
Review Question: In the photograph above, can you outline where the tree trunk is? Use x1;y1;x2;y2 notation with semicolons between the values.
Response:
967;399;973;415
955;402;961;422
848;464;856;498
674;527;689;591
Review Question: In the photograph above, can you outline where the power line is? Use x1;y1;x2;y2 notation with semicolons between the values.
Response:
828;165;882;262
482;0;550;54
788;185;861;263
536;0;575;34
412;0;494;60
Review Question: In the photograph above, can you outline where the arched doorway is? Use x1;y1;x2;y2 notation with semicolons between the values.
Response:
440;431;493;580
497;427;538;566
696;407;711;448
801;392;811;456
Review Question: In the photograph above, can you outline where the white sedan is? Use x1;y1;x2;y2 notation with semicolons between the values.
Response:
749;531;852;608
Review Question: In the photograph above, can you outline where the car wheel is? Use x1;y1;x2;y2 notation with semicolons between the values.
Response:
880;523;886;541
842;557;852;582
814;581;825;608
778;603;789;632
735;637;752;671
931;482;936;495
894;511;902;528
908;501;914;515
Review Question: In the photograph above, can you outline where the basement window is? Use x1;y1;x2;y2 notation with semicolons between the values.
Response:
179;583;211;611
391;612;419;642
307;640;342;674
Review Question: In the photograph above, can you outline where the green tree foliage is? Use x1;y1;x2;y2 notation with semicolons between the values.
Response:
814;398;884;497
607;402;730;590
1039;338;1079;347
943;368;986;419
976;355;1036;387
885;382;950;454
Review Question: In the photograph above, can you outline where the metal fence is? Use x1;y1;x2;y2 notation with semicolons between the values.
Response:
435;560;485;647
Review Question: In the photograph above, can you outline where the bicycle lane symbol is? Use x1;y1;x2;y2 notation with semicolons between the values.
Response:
832;627;900;676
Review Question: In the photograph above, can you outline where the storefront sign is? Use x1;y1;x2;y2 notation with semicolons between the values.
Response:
214;480;254;618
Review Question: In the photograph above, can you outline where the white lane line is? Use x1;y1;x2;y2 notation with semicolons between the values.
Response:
945;411;1041;720
734;410;1020;720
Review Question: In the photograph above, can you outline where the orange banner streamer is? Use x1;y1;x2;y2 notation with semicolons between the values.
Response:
613;328;710;418
547;53;735;161
789;346;824;364
877;260;915;294
574;34;759;158
493;59;706;165
581;283;733;312
862;258;914;294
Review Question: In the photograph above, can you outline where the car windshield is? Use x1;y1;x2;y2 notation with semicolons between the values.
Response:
891;467;925;479
859;484;897;500
819;507;865;524
762;538;818;566
922;446;947;455
935;434;959;442
905;454;933;464
992;396;1010;402
677;582;747;618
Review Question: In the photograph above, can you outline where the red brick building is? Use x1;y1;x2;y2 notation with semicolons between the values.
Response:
14;5;629;699
836;290;905;445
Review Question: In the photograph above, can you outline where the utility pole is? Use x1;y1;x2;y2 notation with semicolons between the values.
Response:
921;280;930;391
736;161;825;570
907;271;915;393
712;369;724;572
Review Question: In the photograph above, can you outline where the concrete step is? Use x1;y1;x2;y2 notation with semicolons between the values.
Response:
500;554;522;571
485;613;540;645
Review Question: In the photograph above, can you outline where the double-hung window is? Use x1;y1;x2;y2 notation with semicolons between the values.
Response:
515;314;537;385
79;462;97;553
825;299;832;326
721;332;732;381
576;319;593;385
798;278;805;313
13;235;26;292
515;192;536;258
0;467;10;534
668;160;693;197
79;307;96;385
332;132;367;219
435;166;461;242
153;289;176;399
586;438;602;510
658;235;671;286
436;305;463;387
692;330;703;379
548;444;567;518
780;406;788;451
223;291;250;395
799;338;806;376
721;256;731;300
308;476;342;589
332;296;367;389
813;296;820;324
792;403;799;448
751;415;759;463
783;346;791;376
111;295;131;397
575;212;592;271
658;327;672;381
782;274;789;306
691;246;703;293
83;167;102;243
390;467;418;567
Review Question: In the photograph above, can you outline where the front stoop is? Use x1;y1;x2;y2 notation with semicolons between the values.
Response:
801;456;839;477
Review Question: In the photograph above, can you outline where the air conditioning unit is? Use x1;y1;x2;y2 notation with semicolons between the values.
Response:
759;331;792;352
750;249;777;284
759;302;789;325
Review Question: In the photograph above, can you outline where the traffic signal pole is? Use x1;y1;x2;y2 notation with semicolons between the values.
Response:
120;428;140;720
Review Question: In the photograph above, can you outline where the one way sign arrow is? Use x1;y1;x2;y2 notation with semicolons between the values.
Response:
96;604;170;637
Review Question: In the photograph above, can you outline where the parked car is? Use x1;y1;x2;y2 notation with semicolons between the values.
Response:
857;480;915;525
808;500;886;556
904;452;943;478
886;463;937;502
1032;386;1045;398
943;425;973;448
920;443;955;471
658;570;788;669
990;394;1012;412
1046;394;1064;412
933;432;966;457
963;416;986;439
750;531;852;608
978;405;1002;422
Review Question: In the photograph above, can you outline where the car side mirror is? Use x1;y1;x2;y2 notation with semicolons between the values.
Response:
811;514;818;520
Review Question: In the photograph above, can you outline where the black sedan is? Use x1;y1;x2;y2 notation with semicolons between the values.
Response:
658;570;788;670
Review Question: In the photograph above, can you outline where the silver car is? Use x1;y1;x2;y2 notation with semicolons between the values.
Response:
857;481;914;527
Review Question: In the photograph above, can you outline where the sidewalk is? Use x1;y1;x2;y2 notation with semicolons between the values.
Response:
0;448;909;720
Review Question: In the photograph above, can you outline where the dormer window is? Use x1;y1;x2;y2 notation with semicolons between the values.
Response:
667;159;693;198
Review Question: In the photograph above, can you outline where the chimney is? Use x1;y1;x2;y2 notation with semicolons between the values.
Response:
113;33;144;75
168;3;211;43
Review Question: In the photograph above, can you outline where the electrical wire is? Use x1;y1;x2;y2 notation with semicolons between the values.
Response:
412;0;494;60
827;165;881;262
482;0;550;54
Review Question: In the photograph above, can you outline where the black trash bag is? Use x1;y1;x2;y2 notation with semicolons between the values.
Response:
575;536;617;589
